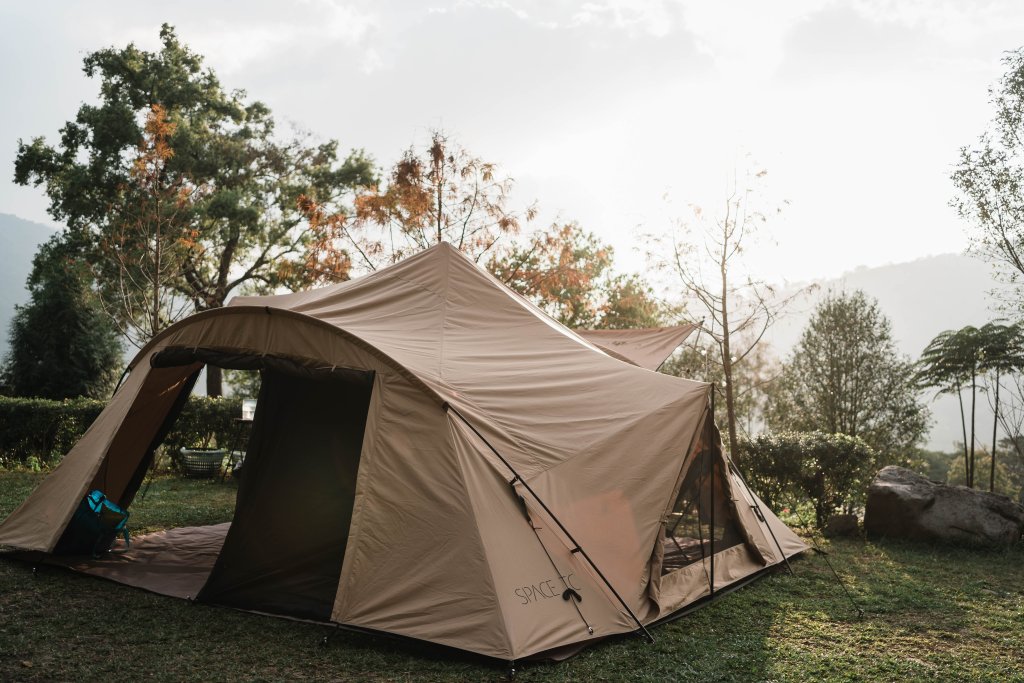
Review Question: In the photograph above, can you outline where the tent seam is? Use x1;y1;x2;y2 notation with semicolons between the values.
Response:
128;307;447;408
446;414;517;660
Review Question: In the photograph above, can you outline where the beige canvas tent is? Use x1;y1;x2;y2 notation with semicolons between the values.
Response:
0;243;804;662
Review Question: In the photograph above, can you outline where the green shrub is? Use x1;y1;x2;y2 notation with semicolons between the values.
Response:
165;396;242;453
739;431;876;528
0;395;242;468
0;396;105;467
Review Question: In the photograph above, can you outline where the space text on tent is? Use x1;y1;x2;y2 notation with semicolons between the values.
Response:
514;572;582;605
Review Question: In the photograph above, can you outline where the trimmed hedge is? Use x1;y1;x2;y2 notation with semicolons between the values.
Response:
739;430;876;528
0;395;241;468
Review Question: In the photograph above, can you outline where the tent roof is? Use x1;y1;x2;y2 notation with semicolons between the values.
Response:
229;243;709;478
575;325;698;370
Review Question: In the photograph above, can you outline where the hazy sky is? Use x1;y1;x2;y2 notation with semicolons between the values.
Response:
2;0;1022;283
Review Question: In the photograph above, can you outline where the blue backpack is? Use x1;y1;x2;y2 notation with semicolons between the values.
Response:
55;490;131;558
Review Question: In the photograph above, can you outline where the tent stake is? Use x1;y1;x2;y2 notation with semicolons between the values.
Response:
812;547;865;619
445;403;655;644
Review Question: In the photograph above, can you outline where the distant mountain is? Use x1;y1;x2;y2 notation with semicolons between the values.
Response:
0;213;56;359
766;253;999;452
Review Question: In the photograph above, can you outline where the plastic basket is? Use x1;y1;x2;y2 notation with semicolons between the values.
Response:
178;448;227;479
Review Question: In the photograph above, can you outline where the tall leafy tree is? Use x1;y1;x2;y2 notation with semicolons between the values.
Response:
987;370;1024;492
953;48;1024;311
598;274;665;330
769;290;930;464
920;322;1024;490
917;327;981;486
13;24;375;394
979;322;1024;491
2;234;122;399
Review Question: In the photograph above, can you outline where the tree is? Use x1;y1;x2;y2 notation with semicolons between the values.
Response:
978;322;1024;491
917;322;1024;490
770;290;930;464
599;274;665;330
949;47;1024;317
2;234;122;399
97;103;203;347
490;222;664;329
660;333;781;437
988;372;1024;490
917;327;983;487
653;167;797;460
946;449;1023;500
300;130;534;275
952;48;1024;305
14;24;375;394
303;134;662;329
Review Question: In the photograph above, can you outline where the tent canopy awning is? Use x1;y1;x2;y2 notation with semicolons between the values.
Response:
574;324;699;370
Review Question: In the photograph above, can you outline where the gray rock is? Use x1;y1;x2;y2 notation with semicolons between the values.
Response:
824;513;859;537
864;466;1024;546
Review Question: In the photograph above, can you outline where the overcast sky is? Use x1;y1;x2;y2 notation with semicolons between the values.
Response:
2;0;1022;284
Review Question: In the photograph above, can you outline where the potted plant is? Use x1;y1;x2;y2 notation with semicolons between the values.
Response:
176;425;227;479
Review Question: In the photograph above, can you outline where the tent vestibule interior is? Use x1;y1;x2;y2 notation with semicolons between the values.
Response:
0;243;805;662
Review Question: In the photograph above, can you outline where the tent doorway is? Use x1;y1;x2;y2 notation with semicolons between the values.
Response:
196;363;373;620
146;349;375;621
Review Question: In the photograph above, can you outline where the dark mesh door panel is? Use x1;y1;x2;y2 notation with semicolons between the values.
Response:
197;366;373;621
661;448;745;575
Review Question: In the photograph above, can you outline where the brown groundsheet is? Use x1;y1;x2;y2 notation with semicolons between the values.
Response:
18;524;228;600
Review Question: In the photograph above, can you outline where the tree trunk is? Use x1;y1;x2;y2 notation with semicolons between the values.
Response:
991;372;1000;493
153;218;161;339
720;244;739;462
723;351;739;460
956;381;969;487
970;373;977;488
206;365;223;397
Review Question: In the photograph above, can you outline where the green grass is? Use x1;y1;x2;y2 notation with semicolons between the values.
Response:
2;471;1023;682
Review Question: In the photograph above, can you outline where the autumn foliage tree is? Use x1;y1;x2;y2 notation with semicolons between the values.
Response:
96;104;202;347
300;131;662;328
491;222;663;328
300;130;535;276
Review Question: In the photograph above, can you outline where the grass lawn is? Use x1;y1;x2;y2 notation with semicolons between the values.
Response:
1;471;1023;682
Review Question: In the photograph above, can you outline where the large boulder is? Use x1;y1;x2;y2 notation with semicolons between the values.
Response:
864;466;1024;546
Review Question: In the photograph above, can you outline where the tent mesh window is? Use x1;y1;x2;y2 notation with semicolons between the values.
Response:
661;447;745;575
